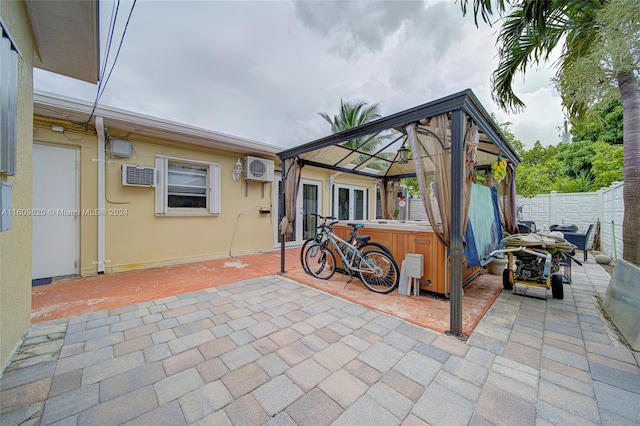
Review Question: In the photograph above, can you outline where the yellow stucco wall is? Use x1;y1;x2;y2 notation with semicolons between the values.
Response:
32;121;281;276
104;132;277;273
32;118;380;279
0;1;35;370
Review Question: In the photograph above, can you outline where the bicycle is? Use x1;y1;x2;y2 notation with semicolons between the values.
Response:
301;215;400;294
299;214;392;274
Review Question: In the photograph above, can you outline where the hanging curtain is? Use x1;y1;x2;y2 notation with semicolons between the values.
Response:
461;119;478;239
499;162;518;235
279;157;304;235
465;125;479;183
406;114;449;246
378;178;399;220
406;113;474;248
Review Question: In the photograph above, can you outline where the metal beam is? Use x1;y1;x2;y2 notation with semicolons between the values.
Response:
298;160;384;179
299;159;429;180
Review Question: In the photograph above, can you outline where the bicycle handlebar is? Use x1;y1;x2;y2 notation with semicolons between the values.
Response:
310;213;336;220
310;213;339;230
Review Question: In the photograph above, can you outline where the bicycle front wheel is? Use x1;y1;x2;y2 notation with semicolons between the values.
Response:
358;250;399;294
304;244;337;280
299;238;316;273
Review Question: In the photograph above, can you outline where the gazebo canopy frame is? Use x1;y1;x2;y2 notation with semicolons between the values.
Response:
277;89;521;337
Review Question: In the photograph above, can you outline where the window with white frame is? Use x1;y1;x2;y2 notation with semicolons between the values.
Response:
0;23;19;175
155;156;221;215
334;184;368;221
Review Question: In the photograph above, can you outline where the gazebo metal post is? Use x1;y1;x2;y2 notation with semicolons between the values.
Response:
447;109;465;337
280;179;287;274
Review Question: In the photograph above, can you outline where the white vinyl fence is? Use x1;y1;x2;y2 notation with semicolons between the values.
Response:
404;181;625;260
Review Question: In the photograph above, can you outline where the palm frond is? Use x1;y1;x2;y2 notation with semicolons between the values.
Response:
491;0;605;113
460;0;510;27
318;99;387;153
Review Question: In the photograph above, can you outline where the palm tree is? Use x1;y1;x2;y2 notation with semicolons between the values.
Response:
319;99;385;153
461;0;640;265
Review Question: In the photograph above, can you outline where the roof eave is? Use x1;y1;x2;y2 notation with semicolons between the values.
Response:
27;0;100;83
34;91;281;157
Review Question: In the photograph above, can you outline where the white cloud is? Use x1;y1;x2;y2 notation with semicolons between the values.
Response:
35;0;566;150
293;0;424;59
498;86;566;146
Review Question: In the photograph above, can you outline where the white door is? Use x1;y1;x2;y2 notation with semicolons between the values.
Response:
274;178;322;246
334;184;367;221
32;144;79;280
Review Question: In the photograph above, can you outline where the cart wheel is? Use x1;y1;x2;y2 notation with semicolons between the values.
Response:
502;268;513;290
551;273;564;299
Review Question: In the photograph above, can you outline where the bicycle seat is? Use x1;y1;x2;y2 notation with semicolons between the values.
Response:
349;231;370;244
347;223;364;229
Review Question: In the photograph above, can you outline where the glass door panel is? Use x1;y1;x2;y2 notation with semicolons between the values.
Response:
337;187;350;220
302;183;319;240
354;189;365;220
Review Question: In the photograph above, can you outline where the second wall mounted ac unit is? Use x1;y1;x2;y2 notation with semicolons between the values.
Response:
244;156;274;182
122;165;156;187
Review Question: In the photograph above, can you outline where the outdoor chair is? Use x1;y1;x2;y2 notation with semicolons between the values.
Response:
518;220;536;233
562;224;595;262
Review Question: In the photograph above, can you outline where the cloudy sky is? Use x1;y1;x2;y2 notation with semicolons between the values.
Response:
35;0;567;149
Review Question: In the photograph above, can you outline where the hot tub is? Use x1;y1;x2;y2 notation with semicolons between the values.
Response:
334;220;478;296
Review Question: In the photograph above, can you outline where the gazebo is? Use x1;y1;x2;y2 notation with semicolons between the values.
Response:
277;89;521;337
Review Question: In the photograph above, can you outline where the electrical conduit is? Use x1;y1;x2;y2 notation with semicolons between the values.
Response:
96;117;106;274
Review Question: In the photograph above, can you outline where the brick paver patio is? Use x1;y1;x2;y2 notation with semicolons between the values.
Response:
1;261;639;425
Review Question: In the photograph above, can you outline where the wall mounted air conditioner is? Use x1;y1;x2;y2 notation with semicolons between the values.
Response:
122;165;156;187
244;156;275;182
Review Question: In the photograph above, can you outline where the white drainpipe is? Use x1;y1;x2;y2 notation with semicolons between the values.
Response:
95;116;106;273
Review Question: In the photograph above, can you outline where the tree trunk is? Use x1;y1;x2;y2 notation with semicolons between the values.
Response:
618;70;640;265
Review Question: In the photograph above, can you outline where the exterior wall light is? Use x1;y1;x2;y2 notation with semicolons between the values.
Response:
325;174;335;191
232;158;243;181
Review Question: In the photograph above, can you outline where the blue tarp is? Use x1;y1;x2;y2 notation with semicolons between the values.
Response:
464;185;503;267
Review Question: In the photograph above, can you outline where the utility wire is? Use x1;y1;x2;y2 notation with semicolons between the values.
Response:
85;0;120;126
96;0;137;102
99;0;120;84
84;0;137;126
